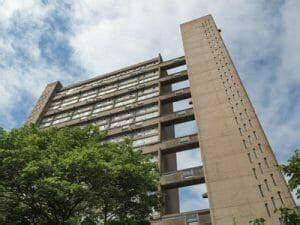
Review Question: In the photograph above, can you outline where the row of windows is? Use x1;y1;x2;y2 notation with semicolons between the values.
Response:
106;126;159;148
55;62;159;99
41;86;159;127
41;100;159;129
91;104;159;130
49;72;159;111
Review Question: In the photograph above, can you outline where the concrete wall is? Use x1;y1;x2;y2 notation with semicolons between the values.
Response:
181;15;295;225
25;81;62;126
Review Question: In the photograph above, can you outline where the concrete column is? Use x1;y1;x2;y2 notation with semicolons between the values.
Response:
181;15;295;224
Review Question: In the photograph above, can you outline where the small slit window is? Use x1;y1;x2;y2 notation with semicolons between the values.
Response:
265;203;271;217
258;185;264;197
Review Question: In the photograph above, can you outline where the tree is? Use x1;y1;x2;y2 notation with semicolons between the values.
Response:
249;218;265;225
276;207;300;225
279;149;300;199
0;125;161;224
277;149;300;225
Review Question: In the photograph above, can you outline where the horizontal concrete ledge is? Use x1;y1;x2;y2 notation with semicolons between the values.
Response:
160;166;204;189
151;209;210;225
106;108;195;138
142;134;199;155
159;56;186;70
160;70;188;85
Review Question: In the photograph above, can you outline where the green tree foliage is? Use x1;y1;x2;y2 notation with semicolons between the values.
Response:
277;207;300;225
249;218;265;225
0;125;161;224
279;149;300;199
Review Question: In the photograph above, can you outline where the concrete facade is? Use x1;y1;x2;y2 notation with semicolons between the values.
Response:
26;15;295;224
181;15;295;224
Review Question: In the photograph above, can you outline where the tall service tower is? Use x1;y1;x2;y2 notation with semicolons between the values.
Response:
26;15;295;224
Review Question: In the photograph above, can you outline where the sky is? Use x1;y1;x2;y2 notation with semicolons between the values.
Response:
0;0;299;211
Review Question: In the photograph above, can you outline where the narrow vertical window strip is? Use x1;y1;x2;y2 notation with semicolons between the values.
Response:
264;179;270;192
278;192;284;205
264;157;270;168
271;197;276;210
258;163;263;173
258;143;263;153
248;153;252;163
258;185;264;197
270;174;277;186
265;203;271;217
252;168;257;179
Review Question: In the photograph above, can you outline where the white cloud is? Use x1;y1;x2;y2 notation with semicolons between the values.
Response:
179;184;209;212
177;148;202;170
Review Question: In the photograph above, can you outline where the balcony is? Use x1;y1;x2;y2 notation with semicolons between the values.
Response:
161;166;204;189
151;209;211;225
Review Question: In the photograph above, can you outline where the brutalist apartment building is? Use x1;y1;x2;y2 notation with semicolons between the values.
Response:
26;15;295;225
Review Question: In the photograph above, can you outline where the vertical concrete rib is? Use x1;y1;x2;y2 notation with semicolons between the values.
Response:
25;81;62;126
181;15;295;224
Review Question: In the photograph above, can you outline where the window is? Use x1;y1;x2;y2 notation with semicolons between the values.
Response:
270;174;277;186
139;71;159;83
55;112;72;119
172;80;190;91
139;86;159;95
265;203;271;217
264;179;270;191
109;134;131;143
137;92;158;101
115;94;136;107
98;86;117;96
40;121;52;127
79;93;97;102
42;117;53;123
110;118;133;128
93;100;113;113
258;185;264;197
264;157;270;168
132;135;159;147
134;127;158;139
112;112;133;122
115;98;136;107
65;86;81;95
118;78;138;90
52;116;70;124
93;119;108;126
166;65;187;75
173;98;192;112
60;96;79;107
177;148;202;170
48;104;60;110
93;104;113;113
179;184;209;213
49;100;60;106
135;111;159;122
252;168;257;179
81;90;97;97
136;104;158;115
175;120;198;138
72;110;91;119
278;191;284;204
